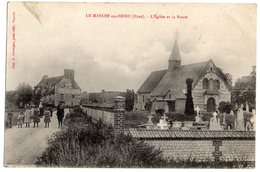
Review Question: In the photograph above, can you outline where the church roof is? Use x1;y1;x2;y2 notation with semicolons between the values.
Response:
137;70;167;93
138;59;231;97
169;39;181;61
151;60;209;97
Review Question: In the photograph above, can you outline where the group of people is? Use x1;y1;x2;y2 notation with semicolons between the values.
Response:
15;102;65;128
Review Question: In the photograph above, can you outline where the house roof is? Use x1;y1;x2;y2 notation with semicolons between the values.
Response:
37;75;80;90
37;76;64;86
129;128;255;140
137;70;167;93
151;60;209;97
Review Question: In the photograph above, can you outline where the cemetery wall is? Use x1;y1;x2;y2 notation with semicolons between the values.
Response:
145;139;255;162
81;106;114;126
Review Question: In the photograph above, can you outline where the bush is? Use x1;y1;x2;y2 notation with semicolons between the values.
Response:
124;111;148;128
36;109;165;167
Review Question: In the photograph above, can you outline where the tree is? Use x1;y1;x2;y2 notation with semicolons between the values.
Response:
231;66;256;110
125;89;135;111
225;73;233;89
5;91;18;110
218;101;233;114
217;67;232;88
184;78;194;115
15;82;33;108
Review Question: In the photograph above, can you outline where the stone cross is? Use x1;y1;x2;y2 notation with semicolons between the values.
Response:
195;106;200;115
157;114;170;130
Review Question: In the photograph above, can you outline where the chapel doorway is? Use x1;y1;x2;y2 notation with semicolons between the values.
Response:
207;98;216;112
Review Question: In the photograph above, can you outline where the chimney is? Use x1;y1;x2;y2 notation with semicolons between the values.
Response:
64;69;74;80
113;96;126;136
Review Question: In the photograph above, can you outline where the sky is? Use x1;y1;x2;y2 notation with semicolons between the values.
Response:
6;3;256;92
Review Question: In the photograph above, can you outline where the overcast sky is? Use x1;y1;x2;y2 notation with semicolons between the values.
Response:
6;3;256;92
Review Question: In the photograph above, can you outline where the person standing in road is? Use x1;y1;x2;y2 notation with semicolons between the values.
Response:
39;101;44;117
17;111;24;128
33;107;40;128
24;106;32;128
7;110;13;128
44;108;51;128
56;102;64;128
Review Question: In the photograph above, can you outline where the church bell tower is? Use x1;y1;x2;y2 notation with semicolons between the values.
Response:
168;39;181;71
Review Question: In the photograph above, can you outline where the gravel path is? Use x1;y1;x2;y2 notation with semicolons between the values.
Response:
4;112;61;167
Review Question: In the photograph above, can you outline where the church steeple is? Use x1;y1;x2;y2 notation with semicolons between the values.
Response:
168;39;181;71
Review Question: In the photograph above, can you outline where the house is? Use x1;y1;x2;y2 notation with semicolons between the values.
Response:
137;39;231;113
34;69;81;106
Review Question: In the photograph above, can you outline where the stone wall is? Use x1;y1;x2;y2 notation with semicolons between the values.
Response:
220;140;255;161
137;93;151;110
145;139;254;162
81;106;114;126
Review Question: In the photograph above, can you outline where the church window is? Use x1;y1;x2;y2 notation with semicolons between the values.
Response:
214;79;220;90
169;94;171;100
143;95;145;102
209;78;214;90
203;78;209;89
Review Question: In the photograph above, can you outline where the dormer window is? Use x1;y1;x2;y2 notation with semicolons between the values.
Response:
169;94;171;100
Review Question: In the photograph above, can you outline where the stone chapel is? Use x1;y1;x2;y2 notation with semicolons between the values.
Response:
137;39;231;113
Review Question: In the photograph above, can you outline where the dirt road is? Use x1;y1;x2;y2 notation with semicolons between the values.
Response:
4;112;60;167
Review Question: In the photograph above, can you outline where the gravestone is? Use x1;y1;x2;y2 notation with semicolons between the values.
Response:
209;112;222;130
195;106;202;123
157;114;170;130
246;101;249;113
230;110;235;116
171;121;182;129
236;106;245;131
251;109;256;131
147;114;153;125
195;106;200;115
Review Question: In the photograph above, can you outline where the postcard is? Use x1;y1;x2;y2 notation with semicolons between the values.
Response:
5;2;256;168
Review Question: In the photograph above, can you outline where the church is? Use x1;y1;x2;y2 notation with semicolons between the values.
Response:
137;39;231;113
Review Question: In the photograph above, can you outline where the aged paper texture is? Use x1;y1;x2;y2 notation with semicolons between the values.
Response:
5;2;256;168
